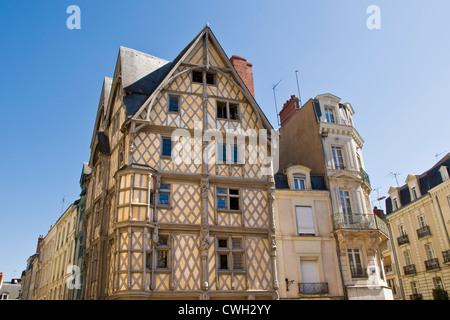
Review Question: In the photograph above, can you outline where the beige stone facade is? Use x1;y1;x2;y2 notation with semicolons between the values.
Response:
384;154;450;300
275;166;345;299
278;94;393;300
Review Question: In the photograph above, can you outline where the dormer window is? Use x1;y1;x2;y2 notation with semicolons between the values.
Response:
287;165;312;191
293;175;306;190
325;107;335;123
439;166;449;181
393;198;399;210
411;187;418;200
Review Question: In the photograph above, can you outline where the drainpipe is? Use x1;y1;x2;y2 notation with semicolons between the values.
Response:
333;232;348;300
386;220;405;300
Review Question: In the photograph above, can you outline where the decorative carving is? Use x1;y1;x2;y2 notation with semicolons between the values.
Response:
200;177;209;199
152;225;159;245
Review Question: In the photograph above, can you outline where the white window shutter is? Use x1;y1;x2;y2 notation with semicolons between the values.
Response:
296;206;315;235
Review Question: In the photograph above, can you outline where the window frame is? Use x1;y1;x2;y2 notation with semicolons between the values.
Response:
155;234;170;270
331;146;345;170
324;106;336;123
295;206;316;236
216;143;242;165
167;94;180;113
161;137;172;157
293;175;306;190
216;237;245;272
158;184;171;207
215;99;241;121
216;187;241;212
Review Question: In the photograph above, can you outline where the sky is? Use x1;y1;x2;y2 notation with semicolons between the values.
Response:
0;0;449;281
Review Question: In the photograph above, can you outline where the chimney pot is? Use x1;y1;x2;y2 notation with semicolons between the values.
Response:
230;55;255;97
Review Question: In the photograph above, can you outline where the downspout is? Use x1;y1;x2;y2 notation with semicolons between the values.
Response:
386;220;406;300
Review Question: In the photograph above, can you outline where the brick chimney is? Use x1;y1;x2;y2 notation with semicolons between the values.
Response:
279;95;300;127
36;235;44;253
230;55;255;97
373;206;385;219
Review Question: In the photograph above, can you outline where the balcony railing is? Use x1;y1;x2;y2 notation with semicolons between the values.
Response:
410;293;423;300
298;282;329;295
397;234;410;246
443;250;450;263
384;265;394;275
360;168;371;187
417;225;432;239
404;264;417;275
333;213;389;237
425;258;440;271
351;268;368;279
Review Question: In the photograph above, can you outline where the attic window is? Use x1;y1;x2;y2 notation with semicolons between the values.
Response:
192;71;203;83
206;72;215;85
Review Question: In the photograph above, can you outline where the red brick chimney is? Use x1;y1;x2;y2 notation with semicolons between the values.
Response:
36;235;44;253
230;55;255;97
373;206;385;219
279;95;300;127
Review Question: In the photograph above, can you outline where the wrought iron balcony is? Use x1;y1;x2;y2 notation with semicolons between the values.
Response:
410;293;423;300
417;225;432;239
333;213;389;237
397;234;409;246
443;250;450;263
403;264;416;275
425;258;440;271
360;168;371;187
298;282;329;295
351;268;368;279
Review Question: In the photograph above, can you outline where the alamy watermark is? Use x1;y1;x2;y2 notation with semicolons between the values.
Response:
367;5;381;30
67;5;81;30
168;121;279;176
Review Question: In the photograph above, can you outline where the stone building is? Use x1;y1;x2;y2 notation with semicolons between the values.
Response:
277;94;392;299
384;153;450;300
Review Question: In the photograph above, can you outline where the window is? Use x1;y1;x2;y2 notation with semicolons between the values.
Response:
332;146;344;169
156;235;169;269
433;277;444;290
404;250;413;265
296;206;315;235
399;224;406;236
387;279;398;295
1;293;9;300
192;71;203;83
168;95;179;112
424;243;435;260
146;252;152;270
293;175;306;190
192;70;215;85
418;215;427;228
217;237;244;271
300;260;321;293
348;249;364;276
217;143;241;164
216;188;240;211
206;72;216;85
411;281;419;294
216;100;240;121
339;190;352;214
393;198;399;210
161;138;172;157
412;187;418;200
325;107;335;123
158;185;171;206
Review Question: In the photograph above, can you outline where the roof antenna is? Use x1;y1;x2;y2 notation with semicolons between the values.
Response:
61;195;67;215
387;172;401;187
272;79;282;127
295;70;303;107
435;151;446;160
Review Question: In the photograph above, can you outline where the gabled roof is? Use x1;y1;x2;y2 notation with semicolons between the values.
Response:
315;93;341;102
130;25;273;130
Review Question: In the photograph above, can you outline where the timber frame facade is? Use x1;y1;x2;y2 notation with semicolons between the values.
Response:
82;25;279;300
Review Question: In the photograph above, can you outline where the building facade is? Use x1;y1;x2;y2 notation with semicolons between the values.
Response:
274;165;345;299
278;94;392;299
82;25;279;300
384;154;450;300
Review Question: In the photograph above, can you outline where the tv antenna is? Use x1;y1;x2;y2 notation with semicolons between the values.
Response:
387;172;401;187
435;151;446;160
272;79;282;127
295;70;303;107
372;186;386;210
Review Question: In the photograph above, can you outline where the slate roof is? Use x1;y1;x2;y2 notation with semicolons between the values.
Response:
385;153;450;215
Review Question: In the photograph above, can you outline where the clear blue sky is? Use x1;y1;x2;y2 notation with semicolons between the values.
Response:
1;0;449;281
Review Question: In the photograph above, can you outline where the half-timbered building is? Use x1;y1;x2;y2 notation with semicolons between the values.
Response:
83;25;278;300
